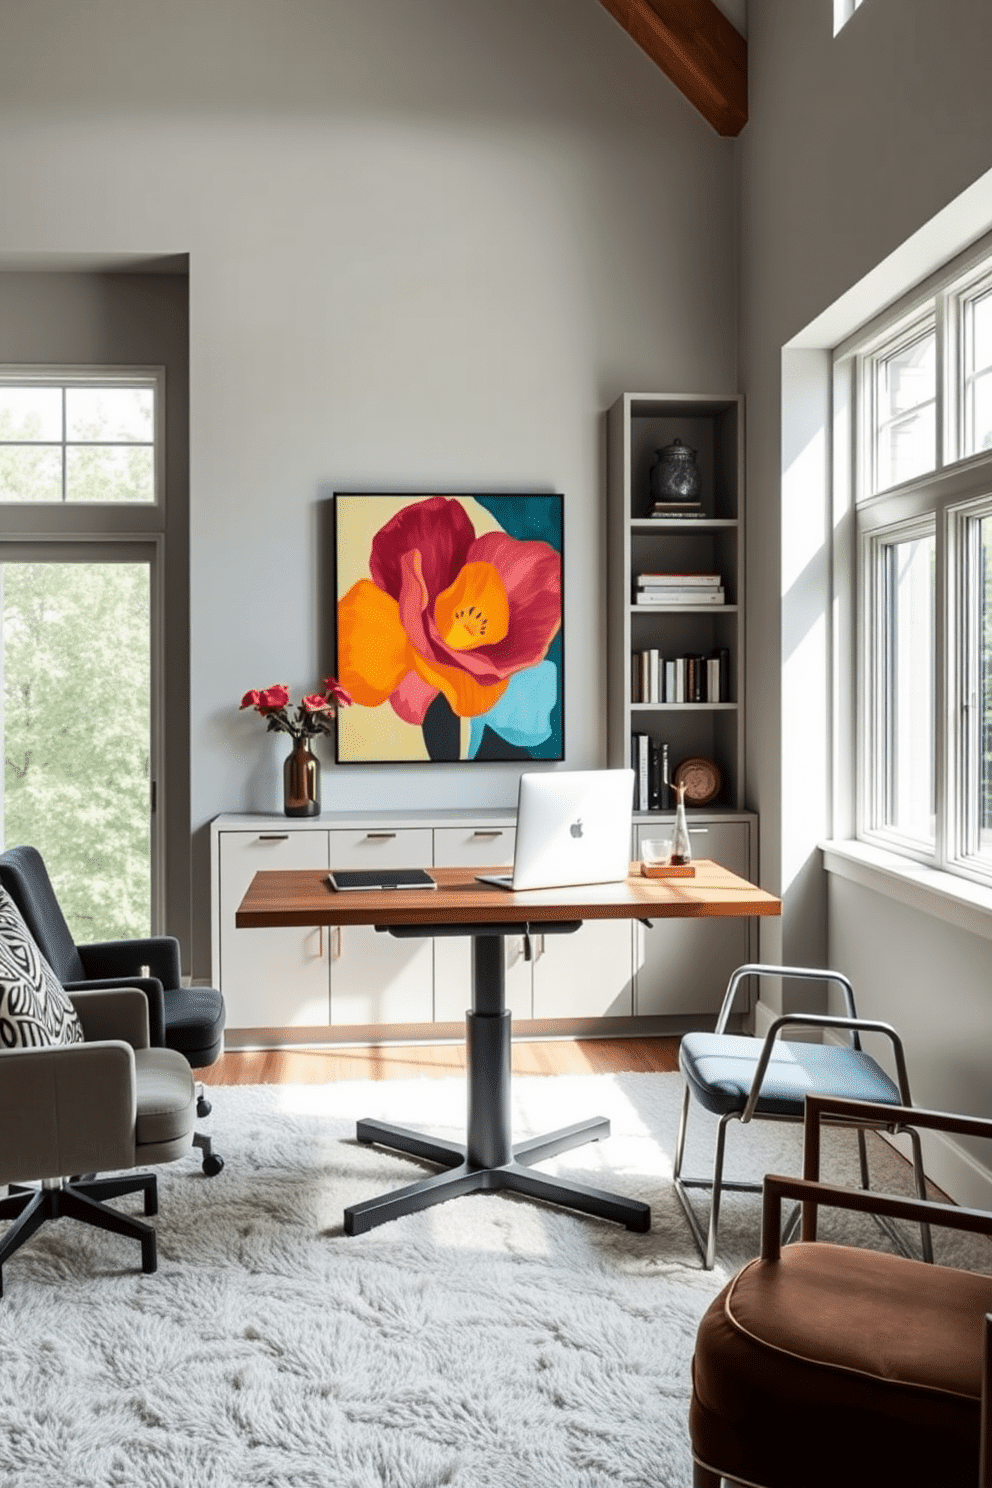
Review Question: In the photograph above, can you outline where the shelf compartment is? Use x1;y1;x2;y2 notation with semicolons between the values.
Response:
627;711;739;811
627;404;740;522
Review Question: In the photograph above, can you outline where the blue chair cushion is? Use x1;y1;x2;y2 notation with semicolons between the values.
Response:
680;1033;902;1118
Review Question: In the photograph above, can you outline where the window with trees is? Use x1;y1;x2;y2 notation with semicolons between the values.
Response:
0;369;164;940
842;241;992;888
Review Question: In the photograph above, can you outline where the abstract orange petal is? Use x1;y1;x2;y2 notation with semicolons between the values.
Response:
413;651;509;718
433;561;510;652
337;580;414;707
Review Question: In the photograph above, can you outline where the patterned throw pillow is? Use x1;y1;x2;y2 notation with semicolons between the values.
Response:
0;885;84;1049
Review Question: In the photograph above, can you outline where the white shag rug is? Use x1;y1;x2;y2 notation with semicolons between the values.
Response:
1;1071;988;1488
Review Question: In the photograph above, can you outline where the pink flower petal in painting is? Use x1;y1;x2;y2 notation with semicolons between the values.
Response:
369;496;475;607
390;669;440;725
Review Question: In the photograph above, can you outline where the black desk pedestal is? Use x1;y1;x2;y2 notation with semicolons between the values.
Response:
343;926;651;1237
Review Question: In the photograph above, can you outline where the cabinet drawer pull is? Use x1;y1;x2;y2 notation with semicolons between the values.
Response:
258;833;289;841
472;830;503;839
319;925;341;959
688;828;709;834
365;832;397;841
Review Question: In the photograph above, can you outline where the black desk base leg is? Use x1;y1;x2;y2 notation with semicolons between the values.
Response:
343;928;651;1238
344;1114;650;1237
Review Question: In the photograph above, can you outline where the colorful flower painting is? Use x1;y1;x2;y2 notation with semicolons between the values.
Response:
335;494;564;763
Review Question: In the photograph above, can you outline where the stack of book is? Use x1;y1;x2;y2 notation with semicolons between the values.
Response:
629;733;671;811
648;499;703;519
631;647;730;704
635;572;724;606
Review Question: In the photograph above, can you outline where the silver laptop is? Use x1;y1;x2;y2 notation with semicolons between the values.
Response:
476;769;635;892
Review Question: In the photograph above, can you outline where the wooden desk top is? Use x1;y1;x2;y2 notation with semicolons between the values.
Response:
235;860;781;930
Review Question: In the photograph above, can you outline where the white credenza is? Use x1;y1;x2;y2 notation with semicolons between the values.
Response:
210;810;757;1047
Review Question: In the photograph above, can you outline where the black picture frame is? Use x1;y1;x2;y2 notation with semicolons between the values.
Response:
334;492;564;764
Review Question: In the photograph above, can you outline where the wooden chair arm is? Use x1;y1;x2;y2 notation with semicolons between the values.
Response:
760;1172;992;1262
802;1094;992;1214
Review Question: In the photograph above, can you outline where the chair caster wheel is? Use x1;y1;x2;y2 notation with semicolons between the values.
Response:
197;1096;212;1118
202;1154;224;1177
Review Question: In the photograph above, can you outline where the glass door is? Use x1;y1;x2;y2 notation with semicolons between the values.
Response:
0;546;158;941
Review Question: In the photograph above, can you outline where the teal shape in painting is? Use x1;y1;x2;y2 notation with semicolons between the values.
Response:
472;495;562;551
468;659;559;759
468;494;563;759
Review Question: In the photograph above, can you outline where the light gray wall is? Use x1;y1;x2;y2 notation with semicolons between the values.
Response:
739;0;992;1190
829;876;992;1205
0;0;737;971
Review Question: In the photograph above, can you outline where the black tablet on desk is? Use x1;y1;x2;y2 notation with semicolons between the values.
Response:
326;868;437;892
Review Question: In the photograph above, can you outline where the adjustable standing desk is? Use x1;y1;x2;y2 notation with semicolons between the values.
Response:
236;861;781;1236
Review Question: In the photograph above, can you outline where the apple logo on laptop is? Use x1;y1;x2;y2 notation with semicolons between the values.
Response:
570;819;583;838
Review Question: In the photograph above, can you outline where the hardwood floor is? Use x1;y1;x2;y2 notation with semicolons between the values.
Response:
203;1036;682;1086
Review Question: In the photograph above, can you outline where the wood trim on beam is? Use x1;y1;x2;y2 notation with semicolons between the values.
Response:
597;0;747;137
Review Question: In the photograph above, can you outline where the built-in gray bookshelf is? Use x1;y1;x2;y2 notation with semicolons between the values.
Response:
606;393;745;814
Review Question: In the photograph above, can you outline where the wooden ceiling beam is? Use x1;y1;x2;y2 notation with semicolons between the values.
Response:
596;0;747;137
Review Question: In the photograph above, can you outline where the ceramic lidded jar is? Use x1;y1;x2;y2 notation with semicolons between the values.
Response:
649;438;702;503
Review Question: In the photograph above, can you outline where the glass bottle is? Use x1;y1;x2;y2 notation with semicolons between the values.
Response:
284;735;320;817
670;781;692;866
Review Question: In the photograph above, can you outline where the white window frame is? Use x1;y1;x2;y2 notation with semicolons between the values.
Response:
0;365;168;931
862;312;939;498
956;268;992;461
0;365;165;518
843;234;992;892
860;510;937;859
952;494;992;870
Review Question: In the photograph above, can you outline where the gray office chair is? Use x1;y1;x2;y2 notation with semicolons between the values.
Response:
673;963;932;1268
0;845;225;1175
0;984;195;1295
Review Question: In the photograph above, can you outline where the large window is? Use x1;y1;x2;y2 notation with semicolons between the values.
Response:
0;367;164;940
845;242;992;888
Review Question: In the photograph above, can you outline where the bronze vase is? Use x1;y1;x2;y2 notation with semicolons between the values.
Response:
283;735;320;817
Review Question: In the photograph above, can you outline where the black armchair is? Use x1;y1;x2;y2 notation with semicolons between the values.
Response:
0;845;225;1176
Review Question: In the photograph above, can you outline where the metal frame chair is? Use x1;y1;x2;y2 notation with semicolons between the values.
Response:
673;963;932;1268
